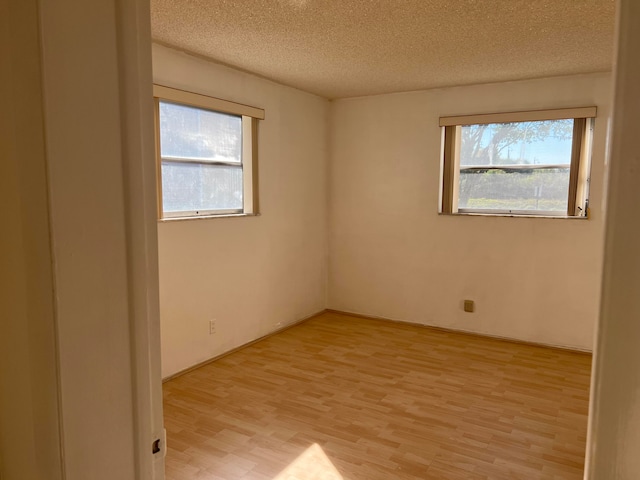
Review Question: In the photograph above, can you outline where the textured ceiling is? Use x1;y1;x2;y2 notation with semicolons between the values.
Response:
150;0;616;99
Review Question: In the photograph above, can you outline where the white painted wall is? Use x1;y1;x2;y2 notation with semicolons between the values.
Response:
0;2;62;478
153;45;329;378
329;73;612;350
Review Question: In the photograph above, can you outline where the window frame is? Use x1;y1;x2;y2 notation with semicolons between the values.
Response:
439;107;596;218
153;84;264;220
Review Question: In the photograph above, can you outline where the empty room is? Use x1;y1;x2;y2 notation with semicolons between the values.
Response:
7;1;640;480
151;1;614;479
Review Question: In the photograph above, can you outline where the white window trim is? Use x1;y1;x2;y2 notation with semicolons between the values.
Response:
153;85;263;220
439;107;596;218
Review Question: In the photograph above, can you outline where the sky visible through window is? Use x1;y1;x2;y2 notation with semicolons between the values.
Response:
458;119;573;212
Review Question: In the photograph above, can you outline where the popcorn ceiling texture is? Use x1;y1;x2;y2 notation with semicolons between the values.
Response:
151;0;615;99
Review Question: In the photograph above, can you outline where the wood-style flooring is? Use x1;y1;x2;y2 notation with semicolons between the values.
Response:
163;312;592;480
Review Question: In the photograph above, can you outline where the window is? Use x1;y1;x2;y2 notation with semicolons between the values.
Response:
153;85;264;219
440;107;596;217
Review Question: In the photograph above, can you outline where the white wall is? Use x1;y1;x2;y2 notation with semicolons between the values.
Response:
329;73;612;350
153;45;329;378
0;1;62;478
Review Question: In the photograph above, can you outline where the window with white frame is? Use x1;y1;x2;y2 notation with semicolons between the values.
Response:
440;107;596;217
153;85;264;219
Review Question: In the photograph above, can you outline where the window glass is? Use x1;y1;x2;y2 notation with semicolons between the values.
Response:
159;101;242;163
457;119;574;213
459;168;570;212
161;162;243;213
459;120;573;167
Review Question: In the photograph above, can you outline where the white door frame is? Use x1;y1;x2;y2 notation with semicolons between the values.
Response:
2;0;164;478
114;0;166;477
585;0;640;478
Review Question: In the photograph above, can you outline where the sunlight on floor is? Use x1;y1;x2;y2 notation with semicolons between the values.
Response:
272;443;343;480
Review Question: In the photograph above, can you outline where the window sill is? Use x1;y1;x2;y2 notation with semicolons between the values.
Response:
439;212;589;220
158;213;260;223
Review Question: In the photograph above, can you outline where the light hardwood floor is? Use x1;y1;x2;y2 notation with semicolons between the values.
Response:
163;312;592;480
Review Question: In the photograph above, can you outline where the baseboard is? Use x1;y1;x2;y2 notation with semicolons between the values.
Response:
162;309;328;382
326;308;593;355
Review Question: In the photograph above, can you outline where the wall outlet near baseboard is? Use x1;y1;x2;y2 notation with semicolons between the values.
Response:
209;319;216;334
464;300;475;313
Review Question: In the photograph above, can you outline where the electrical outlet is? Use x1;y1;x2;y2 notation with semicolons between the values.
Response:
463;300;475;313
209;319;216;335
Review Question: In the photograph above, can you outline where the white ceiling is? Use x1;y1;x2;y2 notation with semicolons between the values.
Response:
150;0;616;99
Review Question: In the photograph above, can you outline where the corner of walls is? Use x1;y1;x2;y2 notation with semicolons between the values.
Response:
154;42;611;373
324;99;336;309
